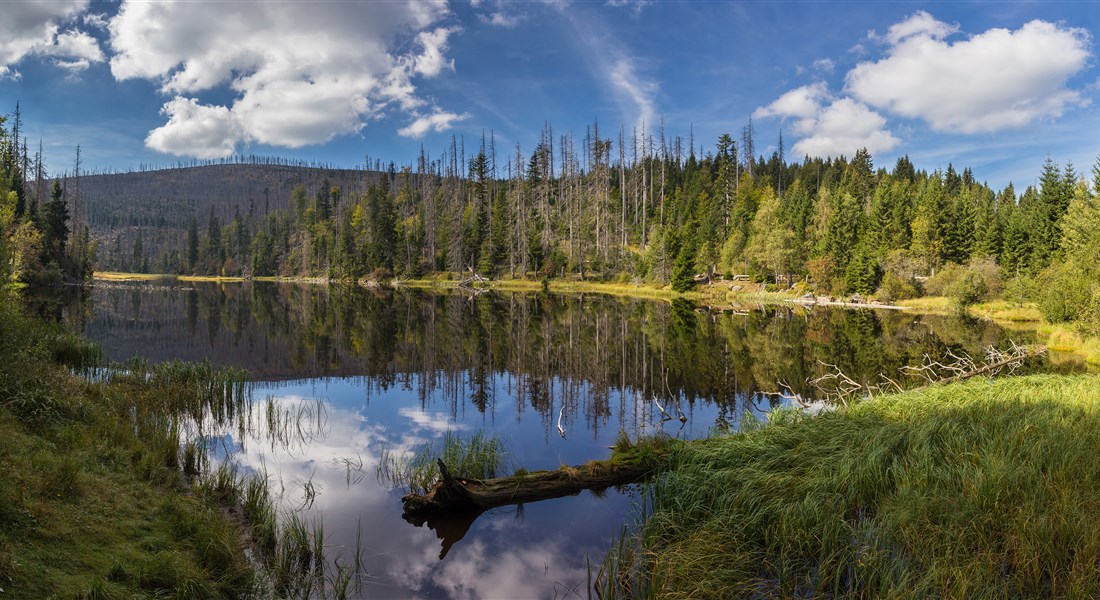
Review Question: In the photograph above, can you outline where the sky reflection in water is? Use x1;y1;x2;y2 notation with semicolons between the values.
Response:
221;376;726;599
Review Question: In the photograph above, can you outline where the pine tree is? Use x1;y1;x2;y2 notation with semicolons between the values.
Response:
34;179;71;278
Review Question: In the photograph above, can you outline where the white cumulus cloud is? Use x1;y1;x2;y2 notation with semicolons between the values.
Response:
849;13;1091;133
107;0;460;157
812;58;836;74
0;0;103;76
754;83;898;158
40;29;104;71
399;108;471;138
790;98;900;158
146;97;244;159
871;10;958;45
411;27;457;78
754;82;829;134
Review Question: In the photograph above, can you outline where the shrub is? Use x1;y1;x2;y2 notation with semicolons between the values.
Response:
947;269;987;308
220;257;241;277
1078;288;1100;336
366;266;392;283
1037;262;1093;323
876;250;923;301
923;262;965;297
1003;274;1034;305
876;272;921;302
966;257;1004;299
925;258;1002;304
805;257;835;294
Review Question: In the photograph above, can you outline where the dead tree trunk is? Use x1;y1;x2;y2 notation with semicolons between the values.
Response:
402;458;654;518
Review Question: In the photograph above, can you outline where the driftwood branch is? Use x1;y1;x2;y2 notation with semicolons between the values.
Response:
902;342;1043;386
777;343;1046;407
457;273;490;288
400;454;661;559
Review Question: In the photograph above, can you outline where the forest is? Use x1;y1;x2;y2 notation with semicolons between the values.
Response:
0;105;95;286
3;104;1100;336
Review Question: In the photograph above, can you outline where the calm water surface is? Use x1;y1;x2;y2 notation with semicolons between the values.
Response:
62;281;1057;598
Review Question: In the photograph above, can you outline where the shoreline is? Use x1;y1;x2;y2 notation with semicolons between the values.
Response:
92;271;1096;365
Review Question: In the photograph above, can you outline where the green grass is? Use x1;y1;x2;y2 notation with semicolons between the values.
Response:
599;374;1100;599
1040;324;1100;365
899;296;1044;323
377;430;508;494
0;290;261;598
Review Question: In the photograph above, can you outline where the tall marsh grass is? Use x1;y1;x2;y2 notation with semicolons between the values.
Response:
377;431;507;494
600;374;1100;599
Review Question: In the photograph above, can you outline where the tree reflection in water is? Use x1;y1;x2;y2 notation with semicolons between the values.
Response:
63;281;1059;598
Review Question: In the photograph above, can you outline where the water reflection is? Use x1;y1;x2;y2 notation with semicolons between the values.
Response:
209;379;631;598
77;281;1040;406
68;281;1059;598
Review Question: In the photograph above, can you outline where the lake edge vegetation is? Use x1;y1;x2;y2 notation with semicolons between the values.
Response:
596;374;1100;599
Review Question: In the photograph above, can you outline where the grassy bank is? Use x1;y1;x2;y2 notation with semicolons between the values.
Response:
601;373;1100;598
0;285;372;598
399;276;700;302
0;293;261;597
1039;323;1100;365
898;296;1044;323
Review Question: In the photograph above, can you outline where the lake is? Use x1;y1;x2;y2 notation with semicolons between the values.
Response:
59;281;1064;599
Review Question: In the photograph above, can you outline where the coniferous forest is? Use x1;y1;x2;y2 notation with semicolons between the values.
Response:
35;116;1096;336
0;107;96;287
4;104;1100;334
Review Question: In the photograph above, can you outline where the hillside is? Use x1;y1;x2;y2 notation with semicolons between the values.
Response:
74;163;382;271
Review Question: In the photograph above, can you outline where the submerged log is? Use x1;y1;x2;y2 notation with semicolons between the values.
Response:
402;458;653;518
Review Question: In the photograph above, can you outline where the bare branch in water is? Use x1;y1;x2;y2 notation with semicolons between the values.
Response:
776;342;1045;408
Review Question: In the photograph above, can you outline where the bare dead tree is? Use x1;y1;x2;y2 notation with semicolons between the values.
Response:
773;343;1046;408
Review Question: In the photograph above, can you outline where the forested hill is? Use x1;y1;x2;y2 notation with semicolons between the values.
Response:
61;126;1098;343
76;163;382;272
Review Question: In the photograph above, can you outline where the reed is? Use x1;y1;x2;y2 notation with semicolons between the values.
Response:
377;430;507;494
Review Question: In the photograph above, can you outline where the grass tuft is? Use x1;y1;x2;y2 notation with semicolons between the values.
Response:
377;430;507;494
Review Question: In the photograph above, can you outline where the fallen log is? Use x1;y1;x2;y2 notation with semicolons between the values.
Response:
402;458;655;519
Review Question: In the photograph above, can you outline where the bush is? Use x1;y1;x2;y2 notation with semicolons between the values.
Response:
947;269;987;307
925;258;1002;304
220;257;241;277
805;257;835;294
966;257;1004;299
876;272;921;302
876;250;924;301
1036;262;1093;323
1078;288;1100;336
366;266;392;283
924;262;965;297
1003;274;1034;305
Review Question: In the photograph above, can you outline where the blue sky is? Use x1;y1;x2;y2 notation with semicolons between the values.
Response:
1;0;1098;189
